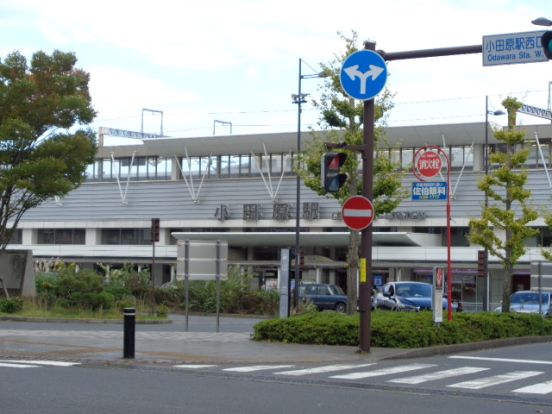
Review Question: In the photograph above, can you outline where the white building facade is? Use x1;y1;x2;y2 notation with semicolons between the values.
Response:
10;122;552;311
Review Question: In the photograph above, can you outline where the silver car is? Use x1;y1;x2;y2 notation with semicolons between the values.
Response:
496;290;552;316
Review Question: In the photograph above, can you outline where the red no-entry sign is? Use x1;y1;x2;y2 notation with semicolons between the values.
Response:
341;196;375;231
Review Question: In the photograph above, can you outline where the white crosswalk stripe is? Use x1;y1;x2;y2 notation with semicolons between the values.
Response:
513;380;552;395
174;364;218;369
388;366;489;384
274;363;374;376
0;362;39;368
223;365;294;372
0;359;80;368
330;363;435;380
448;371;543;389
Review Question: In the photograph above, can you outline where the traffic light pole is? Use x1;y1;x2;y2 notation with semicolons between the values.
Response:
357;42;484;353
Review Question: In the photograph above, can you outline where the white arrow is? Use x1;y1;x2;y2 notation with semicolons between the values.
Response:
344;64;385;94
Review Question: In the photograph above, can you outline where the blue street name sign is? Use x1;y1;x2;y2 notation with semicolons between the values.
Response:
412;181;447;201
340;50;388;100
482;30;548;66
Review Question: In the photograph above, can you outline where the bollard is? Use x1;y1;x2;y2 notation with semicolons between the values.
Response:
123;307;135;359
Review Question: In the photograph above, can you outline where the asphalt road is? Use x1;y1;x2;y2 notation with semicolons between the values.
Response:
0;361;549;414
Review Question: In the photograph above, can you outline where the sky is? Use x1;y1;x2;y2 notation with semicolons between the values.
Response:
1;0;551;145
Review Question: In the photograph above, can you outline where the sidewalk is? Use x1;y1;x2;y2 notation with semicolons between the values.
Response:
1;315;550;367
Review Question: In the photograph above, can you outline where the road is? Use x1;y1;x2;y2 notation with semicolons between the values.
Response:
0;358;549;414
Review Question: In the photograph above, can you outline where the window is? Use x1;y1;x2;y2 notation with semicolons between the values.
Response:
100;228;151;245
37;229;85;245
8;229;22;244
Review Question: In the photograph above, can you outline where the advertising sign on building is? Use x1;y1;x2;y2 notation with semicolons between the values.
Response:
412;182;448;201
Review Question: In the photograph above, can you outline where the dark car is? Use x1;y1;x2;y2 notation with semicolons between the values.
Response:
375;281;448;311
300;283;348;313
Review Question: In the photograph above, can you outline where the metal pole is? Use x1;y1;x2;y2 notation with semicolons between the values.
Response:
484;96;490;312
216;240;221;333
359;42;375;353
446;151;453;322
184;240;189;332
294;58;302;310
123;307;136;359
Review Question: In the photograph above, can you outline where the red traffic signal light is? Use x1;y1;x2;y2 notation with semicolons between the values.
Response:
151;218;160;242
541;31;552;59
321;152;348;193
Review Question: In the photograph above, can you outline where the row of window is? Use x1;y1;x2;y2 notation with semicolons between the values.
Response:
86;141;552;182
6;227;552;247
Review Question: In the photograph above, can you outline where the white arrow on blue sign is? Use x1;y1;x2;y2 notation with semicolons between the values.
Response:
340;50;388;101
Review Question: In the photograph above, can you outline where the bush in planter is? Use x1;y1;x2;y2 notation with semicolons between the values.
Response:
0;297;24;313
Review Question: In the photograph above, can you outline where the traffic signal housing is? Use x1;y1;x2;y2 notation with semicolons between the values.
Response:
321;152;348;193
151;218;160;242
541;31;552;59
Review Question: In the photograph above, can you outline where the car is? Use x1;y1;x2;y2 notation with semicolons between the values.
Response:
300;283;348;313
494;290;552;316
375;281;448;311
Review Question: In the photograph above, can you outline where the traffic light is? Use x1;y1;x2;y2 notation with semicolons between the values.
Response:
541;31;552;59
151;218;160;242
321;152;347;193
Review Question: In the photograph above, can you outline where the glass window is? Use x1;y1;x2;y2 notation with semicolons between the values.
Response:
208;156;218;176
135;156;147;178
147;156;157;178
401;148;413;170
220;155;230;176
37;229;55;244
271;154;282;174
158;156;171;178
101;158;112;180
240;154;251;175
450;146;464;169
282;154;293;173
8;229;22;244
229;155;240;176
101;229;120;245
119;157;130;178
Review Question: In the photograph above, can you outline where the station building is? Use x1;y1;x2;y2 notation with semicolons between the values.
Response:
11;122;552;311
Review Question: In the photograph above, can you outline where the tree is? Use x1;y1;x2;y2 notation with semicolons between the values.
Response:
469;97;538;312
0;50;96;248
299;32;405;314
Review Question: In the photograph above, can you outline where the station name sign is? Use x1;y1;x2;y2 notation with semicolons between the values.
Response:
518;103;552;121
482;30;547;66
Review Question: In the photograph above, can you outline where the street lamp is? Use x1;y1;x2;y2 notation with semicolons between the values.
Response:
483;96;505;312
532;17;552;27
291;58;326;310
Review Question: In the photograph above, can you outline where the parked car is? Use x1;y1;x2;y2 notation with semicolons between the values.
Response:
375;281;448;312
494;290;552;316
300;283;348;313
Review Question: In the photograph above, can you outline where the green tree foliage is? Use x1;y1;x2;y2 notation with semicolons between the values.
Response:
299;32;405;313
0;50;96;248
469;97;538;312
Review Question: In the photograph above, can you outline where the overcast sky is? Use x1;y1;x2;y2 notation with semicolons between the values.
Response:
1;0;551;144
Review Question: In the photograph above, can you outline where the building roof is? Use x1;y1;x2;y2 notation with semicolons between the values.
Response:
98;122;552;158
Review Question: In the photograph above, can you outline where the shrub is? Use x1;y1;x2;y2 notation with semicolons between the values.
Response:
253;311;552;347
0;297;24;314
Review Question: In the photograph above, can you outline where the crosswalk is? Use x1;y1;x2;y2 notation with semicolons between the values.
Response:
173;359;552;396
0;359;80;368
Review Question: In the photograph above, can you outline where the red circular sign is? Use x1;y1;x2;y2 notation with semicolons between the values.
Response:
416;151;442;178
341;196;375;231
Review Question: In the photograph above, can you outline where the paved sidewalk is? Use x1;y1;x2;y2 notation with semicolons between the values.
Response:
1;315;550;367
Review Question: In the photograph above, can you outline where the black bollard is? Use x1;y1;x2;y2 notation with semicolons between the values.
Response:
123;307;135;359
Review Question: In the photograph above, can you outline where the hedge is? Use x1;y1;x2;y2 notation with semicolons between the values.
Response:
253;310;552;348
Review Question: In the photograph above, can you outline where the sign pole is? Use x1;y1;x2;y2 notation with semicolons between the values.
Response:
359;41;376;353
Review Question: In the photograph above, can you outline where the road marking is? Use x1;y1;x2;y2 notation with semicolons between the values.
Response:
513;380;552;394
223;365;295;373
389;367;489;384
330;363;435;380
275;363;374;376
0;360;80;367
173;364;218;369
449;355;552;365
448;371;542;389
0;362;39;368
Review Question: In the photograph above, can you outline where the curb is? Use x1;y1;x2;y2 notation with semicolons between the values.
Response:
0;316;171;324
381;335;552;360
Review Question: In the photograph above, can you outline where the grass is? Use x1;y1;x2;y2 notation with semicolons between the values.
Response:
0;300;168;322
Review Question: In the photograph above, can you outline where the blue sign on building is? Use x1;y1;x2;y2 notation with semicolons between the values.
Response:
412;182;447;201
340;50;388;101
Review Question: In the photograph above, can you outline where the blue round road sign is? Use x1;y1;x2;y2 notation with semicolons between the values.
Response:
340;50;388;101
